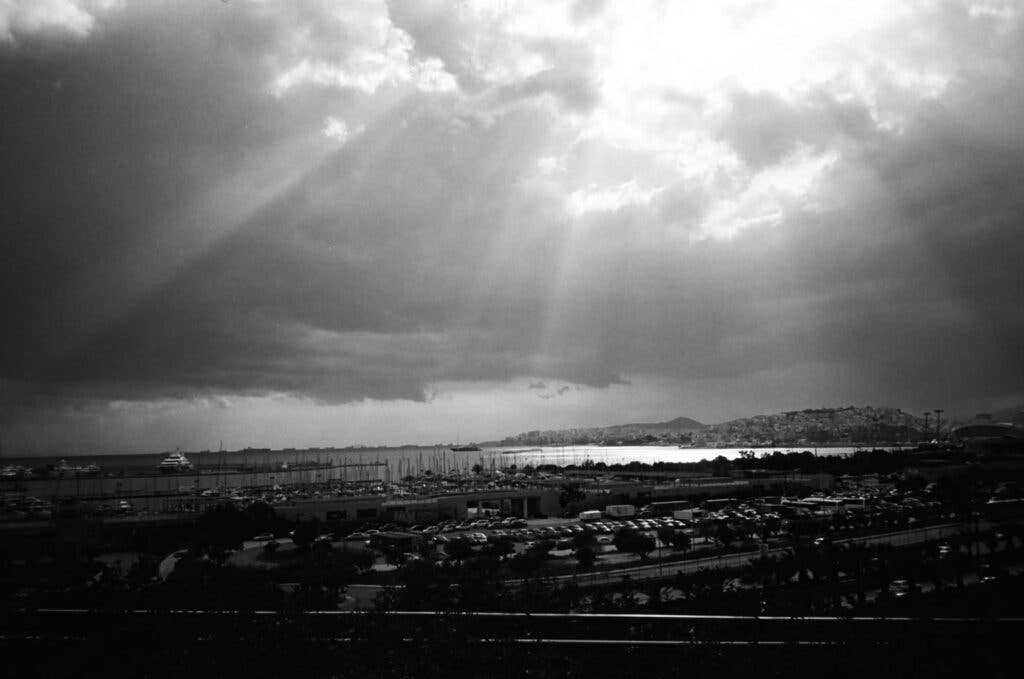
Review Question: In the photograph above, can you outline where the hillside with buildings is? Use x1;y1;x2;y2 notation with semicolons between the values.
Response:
500;416;705;447
704;406;928;446
500;406;939;447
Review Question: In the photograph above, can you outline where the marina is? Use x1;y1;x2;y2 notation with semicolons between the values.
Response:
0;445;879;522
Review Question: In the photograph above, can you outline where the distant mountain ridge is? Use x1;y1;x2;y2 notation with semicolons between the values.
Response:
499;415;706;446
603;416;706;433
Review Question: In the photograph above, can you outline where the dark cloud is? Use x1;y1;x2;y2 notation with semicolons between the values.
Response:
2;1;1023;450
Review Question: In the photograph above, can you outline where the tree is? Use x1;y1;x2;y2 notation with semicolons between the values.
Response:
575;546;597;569
509;552;541;579
656;526;675;562
785;542;814;585
572;529;597;552
711;455;731;477
714;523;738;549
633;533;655;558
484;537;515;561
657;526;675;549
558;484;586;511
529;539;557;559
396;559;446;608
291;520;320;552
243;501;277;533
760;516;782;542
191;503;250;561
471;463;483;475
384;546;406;567
845;542;870;607
614;529;655;559
417;539;439;561
747;554;777;589
670;531;692;554
445;538;474;563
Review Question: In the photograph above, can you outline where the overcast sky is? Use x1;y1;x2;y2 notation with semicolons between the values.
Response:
2;0;1022;454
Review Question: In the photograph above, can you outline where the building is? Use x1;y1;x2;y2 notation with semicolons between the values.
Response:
952;422;1024;456
274;487;562;523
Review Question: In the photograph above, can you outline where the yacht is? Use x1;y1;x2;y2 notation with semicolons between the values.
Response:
158;450;194;473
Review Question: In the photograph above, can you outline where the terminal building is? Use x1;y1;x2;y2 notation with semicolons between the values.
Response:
273;488;562;524
952;417;1024;456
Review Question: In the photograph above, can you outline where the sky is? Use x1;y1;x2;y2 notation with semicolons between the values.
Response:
1;0;1022;454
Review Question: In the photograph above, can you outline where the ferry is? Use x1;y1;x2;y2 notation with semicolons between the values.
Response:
158;451;194;473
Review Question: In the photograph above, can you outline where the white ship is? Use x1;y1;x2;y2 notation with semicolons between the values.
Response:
158;450;194;473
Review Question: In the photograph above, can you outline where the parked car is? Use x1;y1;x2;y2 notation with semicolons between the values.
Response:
979;563;1004;583
890;580;914;598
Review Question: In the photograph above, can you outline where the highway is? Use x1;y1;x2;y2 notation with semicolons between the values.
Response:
339;522;981;608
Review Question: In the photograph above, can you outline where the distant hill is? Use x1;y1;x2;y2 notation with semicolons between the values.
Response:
604;416;706;433
499;415;705;446
708;406;927;445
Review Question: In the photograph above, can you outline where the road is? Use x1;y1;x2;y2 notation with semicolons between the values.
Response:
507;522;981;589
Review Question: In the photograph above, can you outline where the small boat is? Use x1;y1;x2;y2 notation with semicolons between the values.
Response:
53;460;101;477
0;465;33;480
158;450;194;473
450;445;481;452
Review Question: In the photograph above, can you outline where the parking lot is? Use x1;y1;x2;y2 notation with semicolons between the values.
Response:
336;513;711;563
